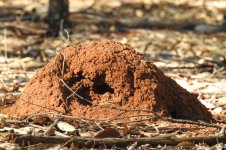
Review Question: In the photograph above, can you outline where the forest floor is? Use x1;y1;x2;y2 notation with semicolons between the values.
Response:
0;0;226;149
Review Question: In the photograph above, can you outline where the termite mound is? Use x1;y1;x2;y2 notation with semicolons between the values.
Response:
1;41;212;122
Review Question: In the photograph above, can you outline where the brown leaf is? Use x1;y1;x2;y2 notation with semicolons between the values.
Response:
70;143;78;150
118;123;130;136
80;131;97;137
95;128;121;138
177;141;194;147
122;123;130;134
31;116;49;125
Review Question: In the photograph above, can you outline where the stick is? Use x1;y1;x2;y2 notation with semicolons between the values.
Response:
10;134;226;148
44;117;61;136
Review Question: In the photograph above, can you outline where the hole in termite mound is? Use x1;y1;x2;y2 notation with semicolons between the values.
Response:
93;74;114;95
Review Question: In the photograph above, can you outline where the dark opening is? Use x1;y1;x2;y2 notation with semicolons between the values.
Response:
93;74;114;95
76;87;92;105
127;70;135;92
66;72;84;86
170;111;177;118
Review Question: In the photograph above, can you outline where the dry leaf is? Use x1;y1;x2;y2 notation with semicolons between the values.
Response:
31;116;49;125
212;107;223;114
70;143;78;150
177;141;194;147
119;123;130;135
80;131;97;137
95;128;121;138
45;127;56;136
0;127;37;135
200;100;215;109
0;143;19;150
57;121;76;132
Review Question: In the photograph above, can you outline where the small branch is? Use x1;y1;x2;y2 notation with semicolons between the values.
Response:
44;117;61;136
159;116;221;129
127;142;137;150
58;78;93;105
217;125;226;136
10;134;226;148
19;109;221;129
0;23;45;35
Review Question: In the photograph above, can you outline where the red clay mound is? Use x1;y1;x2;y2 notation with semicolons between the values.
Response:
1;41;212;121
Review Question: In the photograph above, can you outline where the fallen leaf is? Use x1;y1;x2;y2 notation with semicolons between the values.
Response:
31;116;49;125
177;141;194;147
70;143;78;150
0;142;20;149
212;107;223;114
121;123;130;135
95;128;121;138
80;131;97;137
46;127;56;136
57;121;76;132
200;100;215;109
0;127;36;135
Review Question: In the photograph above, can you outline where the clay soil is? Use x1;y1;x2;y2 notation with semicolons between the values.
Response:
1;41;212;122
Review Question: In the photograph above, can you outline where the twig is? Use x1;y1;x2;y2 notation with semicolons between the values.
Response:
61;138;74;148
10;134;226;148
44;117;61;136
127;142;137;150
159;116;221;129
59;98;71;114
0;23;45;35
58;77;93;105
217;125;226;136
23;112;57;122
20;108;221;129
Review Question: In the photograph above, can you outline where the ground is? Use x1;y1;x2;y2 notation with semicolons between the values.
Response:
0;0;226;149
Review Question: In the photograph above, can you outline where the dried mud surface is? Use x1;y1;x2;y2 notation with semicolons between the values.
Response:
1;41;212;121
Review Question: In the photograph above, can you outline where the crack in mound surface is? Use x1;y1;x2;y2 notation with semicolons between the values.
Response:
1;41;212;122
